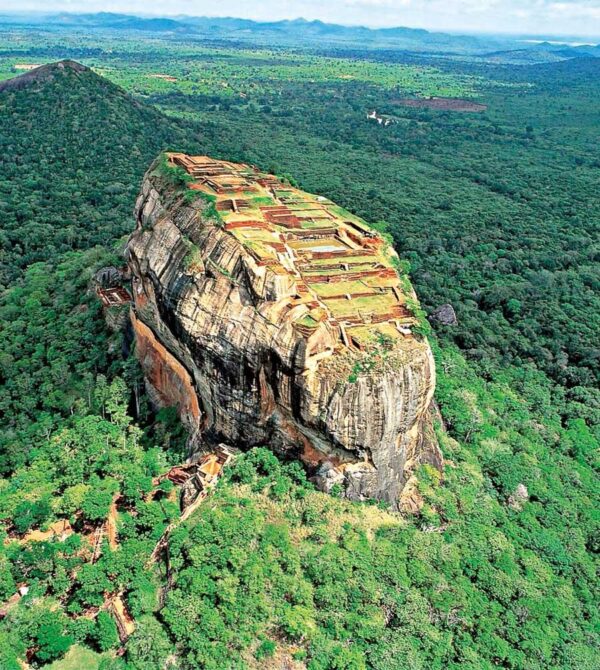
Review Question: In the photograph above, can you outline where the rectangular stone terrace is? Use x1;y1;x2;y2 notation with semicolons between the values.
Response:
168;153;417;348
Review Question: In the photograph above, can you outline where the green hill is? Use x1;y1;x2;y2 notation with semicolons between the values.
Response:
0;61;199;471
0;60;196;286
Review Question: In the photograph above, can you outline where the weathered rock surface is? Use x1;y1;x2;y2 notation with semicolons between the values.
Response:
508;483;529;511
0;59;88;93
431;303;458;326
93;265;125;289
126;154;442;507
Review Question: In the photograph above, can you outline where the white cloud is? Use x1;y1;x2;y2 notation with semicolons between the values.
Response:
344;0;412;7
548;1;600;19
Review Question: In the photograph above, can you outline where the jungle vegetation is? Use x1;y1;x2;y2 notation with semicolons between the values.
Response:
0;24;597;670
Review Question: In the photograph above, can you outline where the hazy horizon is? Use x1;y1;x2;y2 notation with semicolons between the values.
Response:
1;1;600;39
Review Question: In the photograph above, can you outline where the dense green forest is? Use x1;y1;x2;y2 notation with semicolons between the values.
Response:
0;63;199;287
0;26;598;670
0;63;205;473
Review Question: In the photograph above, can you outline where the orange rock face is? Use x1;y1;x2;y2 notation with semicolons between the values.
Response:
130;311;201;427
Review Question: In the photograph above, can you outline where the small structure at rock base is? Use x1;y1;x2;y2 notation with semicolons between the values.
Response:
180;447;234;516
147;446;234;565
97;286;131;308
155;448;234;512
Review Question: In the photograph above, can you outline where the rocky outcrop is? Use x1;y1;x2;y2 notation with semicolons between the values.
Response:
507;483;529;511
431;303;458;326
0;60;88;93
126;154;442;508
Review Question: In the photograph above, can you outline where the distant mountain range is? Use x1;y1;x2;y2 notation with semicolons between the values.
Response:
482;40;600;64
0;12;598;59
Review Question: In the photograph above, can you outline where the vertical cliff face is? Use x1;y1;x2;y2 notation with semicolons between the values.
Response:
126;154;442;508
130;312;201;426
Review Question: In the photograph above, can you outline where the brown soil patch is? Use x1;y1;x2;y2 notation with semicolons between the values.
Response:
107;499;119;550
149;73;178;82
393;97;487;112
20;519;73;544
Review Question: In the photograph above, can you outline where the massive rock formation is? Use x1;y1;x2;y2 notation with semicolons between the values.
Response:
126;153;442;508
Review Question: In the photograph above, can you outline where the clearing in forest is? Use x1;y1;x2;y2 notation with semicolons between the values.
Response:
392;97;488;112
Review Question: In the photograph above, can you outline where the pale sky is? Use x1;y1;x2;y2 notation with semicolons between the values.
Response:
2;0;600;38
